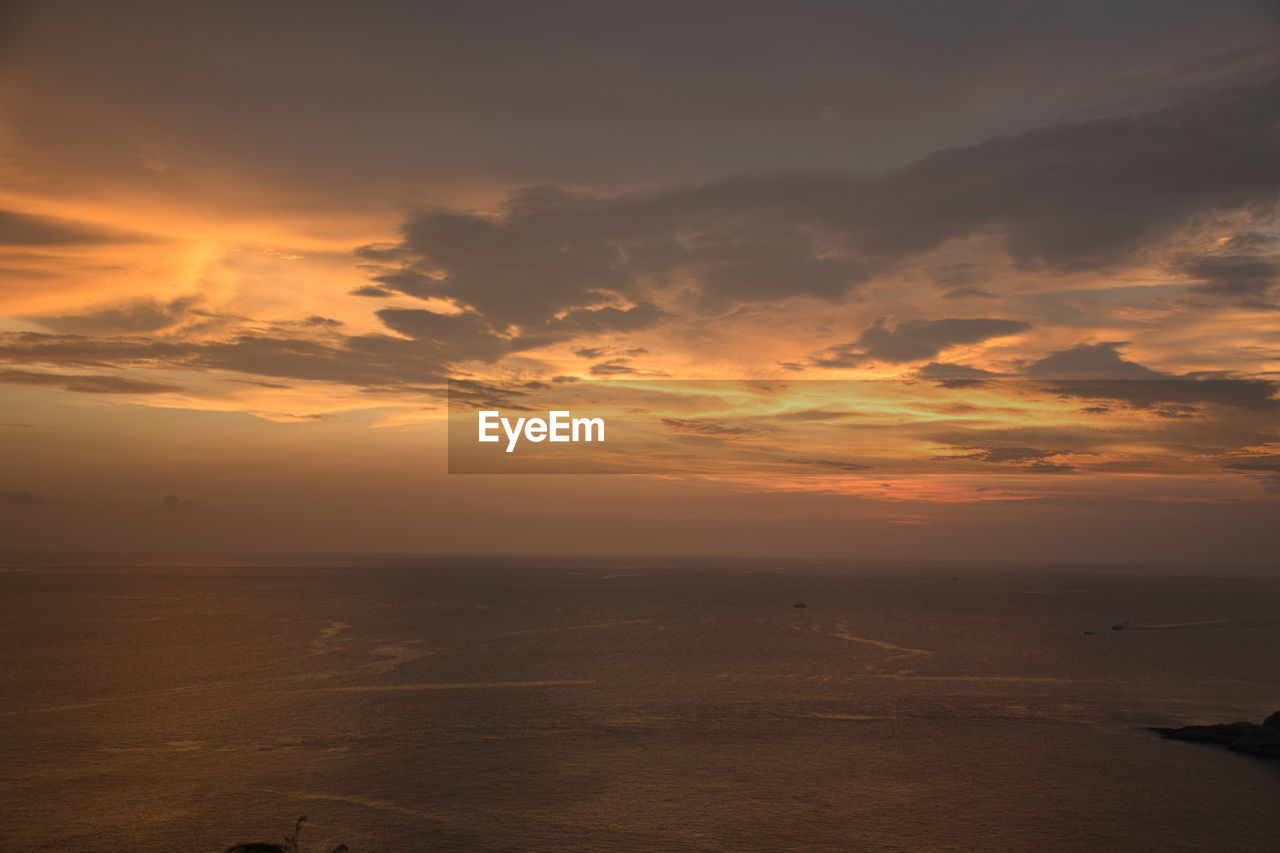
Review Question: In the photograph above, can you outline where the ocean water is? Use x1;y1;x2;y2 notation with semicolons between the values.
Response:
1;554;1278;852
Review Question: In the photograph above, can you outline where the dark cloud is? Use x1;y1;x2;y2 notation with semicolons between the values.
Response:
1223;454;1280;496
1024;342;1165;379
0;209;145;247
225;378;292;389
1042;377;1280;412
445;379;546;413
356;69;1280;338
350;285;396;298
1149;403;1200;419
1223;454;1280;473
376;303;666;374
0;332;200;370
943;286;999;300
691;244;868;309
31;297;197;334
362;181;866;328
373;308;517;362
544;303;666;337
192;333;459;390
1214;232;1279;253
915;362;1004;381
813;318;1030;367
10;0;1277;216
0;368;182;394
1;74;1277;395
588;359;640;377
0;331;456;391
1179;251;1280;306
946;445;1071;464
1059;43;1280;99
572;345;650;360
873;71;1280;271
782;458;871;472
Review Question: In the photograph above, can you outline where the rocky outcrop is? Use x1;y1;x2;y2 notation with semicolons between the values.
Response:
1150;711;1280;760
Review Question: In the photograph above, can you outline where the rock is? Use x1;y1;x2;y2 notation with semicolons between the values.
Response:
1150;711;1280;760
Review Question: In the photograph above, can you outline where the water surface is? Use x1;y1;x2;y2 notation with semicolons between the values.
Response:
1;554;1277;851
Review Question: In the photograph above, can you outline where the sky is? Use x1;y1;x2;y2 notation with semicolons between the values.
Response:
1;0;1279;562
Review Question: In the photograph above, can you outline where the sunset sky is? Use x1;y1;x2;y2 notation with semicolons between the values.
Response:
1;1;1279;562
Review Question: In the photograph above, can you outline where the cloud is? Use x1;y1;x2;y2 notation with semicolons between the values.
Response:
915;362;1004;381
350;285;396;298
1;74;1277;398
0;368;182;394
1043;377;1280;412
0;331;456;391
813;318;1030;367
946;445;1070;464
375;303;668;371
362;181;872;328
353;69;1280;343
1059;44;1280;100
1222;454;1280;495
1020;342;1280;411
783;457;870;472
545;303;667;337
573;345;649;360
943;286;998;300
1018;340;1280;411
374;308;518;362
0;209;146;247
192;333;460;389
446;379;552;412
1223;454;1280;473
1176;236;1280;306
935;442;1076;472
31;297;198;334
588;359;640;377
1186;256;1279;298
1024;342;1165;379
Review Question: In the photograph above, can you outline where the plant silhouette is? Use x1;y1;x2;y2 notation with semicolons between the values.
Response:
223;816;348;853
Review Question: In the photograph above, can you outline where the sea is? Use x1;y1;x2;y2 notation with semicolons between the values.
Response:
1;553;1277;852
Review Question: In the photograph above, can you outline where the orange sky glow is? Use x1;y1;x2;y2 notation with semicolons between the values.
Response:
2;2;1278;561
